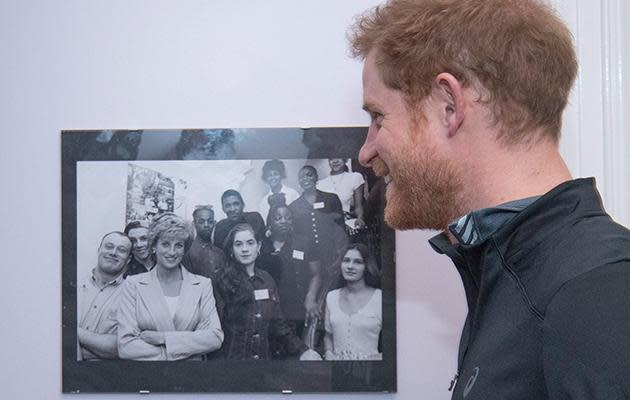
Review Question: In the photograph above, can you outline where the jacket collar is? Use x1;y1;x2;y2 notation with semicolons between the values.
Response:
430;177;604;262
135;265;204;331
90;268;125;288
447;196;539;246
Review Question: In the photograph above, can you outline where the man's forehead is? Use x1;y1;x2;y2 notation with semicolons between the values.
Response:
224;195;242;204
195;209;214;219
128;227;148;236
362;51;380;86
102;233;131;247
362;52;388;109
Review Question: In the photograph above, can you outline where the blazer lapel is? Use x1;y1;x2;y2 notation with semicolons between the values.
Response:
172;267;202;330
136;268;176;331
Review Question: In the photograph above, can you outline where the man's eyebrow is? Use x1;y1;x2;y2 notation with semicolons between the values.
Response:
362;102;377;113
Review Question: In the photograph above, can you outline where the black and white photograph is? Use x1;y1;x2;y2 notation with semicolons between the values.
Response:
62;127;396;393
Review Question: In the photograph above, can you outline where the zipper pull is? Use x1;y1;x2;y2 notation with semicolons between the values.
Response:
448;372;459;392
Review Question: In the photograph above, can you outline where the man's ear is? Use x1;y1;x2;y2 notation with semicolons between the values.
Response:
432;72;465;137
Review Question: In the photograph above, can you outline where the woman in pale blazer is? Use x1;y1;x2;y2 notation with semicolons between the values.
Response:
118;213;224;360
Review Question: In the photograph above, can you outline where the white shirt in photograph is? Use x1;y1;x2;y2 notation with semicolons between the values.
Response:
317;172;365;213
258;185;300;220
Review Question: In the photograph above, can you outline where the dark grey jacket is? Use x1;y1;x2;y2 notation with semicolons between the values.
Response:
430;178;630;400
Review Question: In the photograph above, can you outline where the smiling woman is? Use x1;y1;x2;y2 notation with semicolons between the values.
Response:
258;159;300;221
117;213;224;360
213;223;321;360
324;243;382;361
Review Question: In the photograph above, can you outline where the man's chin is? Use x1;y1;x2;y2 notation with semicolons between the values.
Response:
383;187;416;229
198;232;212;241
383;186;450;231
384;205;418;230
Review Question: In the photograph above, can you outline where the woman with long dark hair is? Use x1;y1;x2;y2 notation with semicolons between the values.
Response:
324;243;382;360
214;223;321;360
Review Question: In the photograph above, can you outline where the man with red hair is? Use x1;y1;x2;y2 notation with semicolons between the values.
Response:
351;0;630;398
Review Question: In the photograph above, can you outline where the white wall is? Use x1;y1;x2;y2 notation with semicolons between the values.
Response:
1;1;628;399
551;0;630;228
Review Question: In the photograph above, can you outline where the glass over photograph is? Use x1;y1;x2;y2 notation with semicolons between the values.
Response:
62;128;396;393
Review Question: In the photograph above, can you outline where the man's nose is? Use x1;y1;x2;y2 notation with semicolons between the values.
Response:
358;127;378;167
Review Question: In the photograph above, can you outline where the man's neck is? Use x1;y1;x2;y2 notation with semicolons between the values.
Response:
272;233;289;244
197;235;212;246
459;137;572;214
231;214;244;222
93;268;121;287
137;256;154;269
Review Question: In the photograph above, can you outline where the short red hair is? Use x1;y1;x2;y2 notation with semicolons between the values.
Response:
350;0;578;144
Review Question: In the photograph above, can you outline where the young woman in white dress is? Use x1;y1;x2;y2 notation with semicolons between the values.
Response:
324;243;382;360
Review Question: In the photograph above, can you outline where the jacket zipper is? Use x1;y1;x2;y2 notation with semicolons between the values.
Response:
448;371;460;391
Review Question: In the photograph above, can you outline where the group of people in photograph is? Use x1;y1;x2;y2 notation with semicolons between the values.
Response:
77;159;383;362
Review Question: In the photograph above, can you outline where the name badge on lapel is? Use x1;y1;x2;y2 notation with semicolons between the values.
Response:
292;250;305;260
313;202;324;209
254;289;270;301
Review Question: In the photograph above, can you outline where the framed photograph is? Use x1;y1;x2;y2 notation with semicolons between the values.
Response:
62;127;396;393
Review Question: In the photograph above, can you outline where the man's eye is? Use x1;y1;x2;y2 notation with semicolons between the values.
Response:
371;112;384;128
